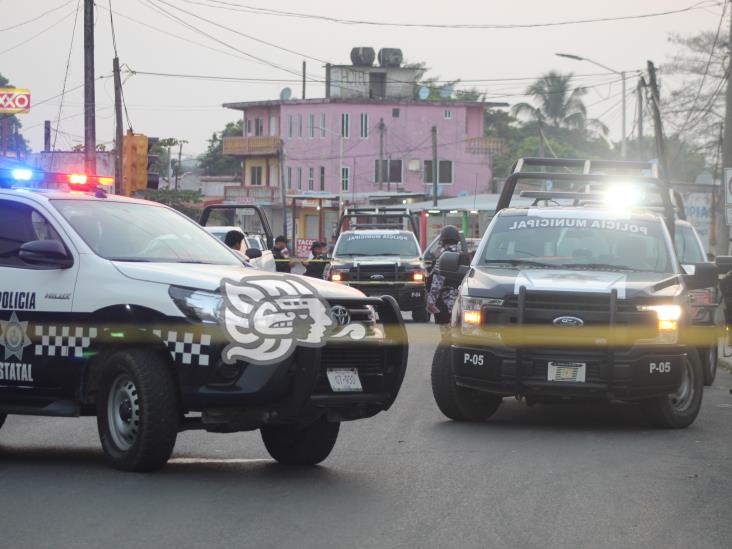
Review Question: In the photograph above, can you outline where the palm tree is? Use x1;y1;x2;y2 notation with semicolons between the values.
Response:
513;71;608;136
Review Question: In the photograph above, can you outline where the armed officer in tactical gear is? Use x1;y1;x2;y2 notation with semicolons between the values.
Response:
427;225;469;326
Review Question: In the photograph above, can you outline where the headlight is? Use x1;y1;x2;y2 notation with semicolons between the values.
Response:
460;296;504;330
169;286;223;324
330;270;346;282
412;271;425;282
637;304;682;332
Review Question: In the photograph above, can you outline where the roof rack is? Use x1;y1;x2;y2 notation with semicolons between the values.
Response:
336;206;418;237
512;157;659;177
498;157;676;239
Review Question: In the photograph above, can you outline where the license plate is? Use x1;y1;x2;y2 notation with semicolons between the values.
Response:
326;368;363;392
547;361;586;383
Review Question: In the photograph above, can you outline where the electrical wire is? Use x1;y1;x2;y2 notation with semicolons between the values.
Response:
53;0;82;154
0;0;74;31
183;0;722;30
673;0;727;138
0;10;77;57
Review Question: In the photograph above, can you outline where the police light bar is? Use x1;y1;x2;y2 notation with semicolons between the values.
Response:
0;168;114;191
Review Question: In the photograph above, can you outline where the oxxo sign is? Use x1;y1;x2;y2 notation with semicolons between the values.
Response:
0;89;31;114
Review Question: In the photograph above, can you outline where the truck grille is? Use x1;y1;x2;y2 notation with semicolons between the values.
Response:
316;344;389;393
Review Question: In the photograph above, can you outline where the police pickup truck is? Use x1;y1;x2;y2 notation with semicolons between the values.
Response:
431;158;718;428
0;168;408;471
325;207;429;322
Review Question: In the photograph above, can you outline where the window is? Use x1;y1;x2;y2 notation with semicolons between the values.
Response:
287;115;293;138
444;110;453;120
297;114;303;138
374;159;403;184
341;166;350;191
424;160;454;184
0;201;65;268
287;167;292;189
269;115;278;136
52;201;240;265
360;113;369;139
297;167;302;190
392;108;400;118
319;166;325;191
308;167;314;191
320;113;326;138
250;166;263;186
308;113;315;138
255;118;264;136
245;119;252;135
341;113;350;138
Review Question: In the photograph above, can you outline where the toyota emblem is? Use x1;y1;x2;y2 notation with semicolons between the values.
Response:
330;305;351;326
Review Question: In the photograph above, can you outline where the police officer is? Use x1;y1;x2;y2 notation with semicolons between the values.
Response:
304;241;328;279
272;235;293;273
426;225;467;326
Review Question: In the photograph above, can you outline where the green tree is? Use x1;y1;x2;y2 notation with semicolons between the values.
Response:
512;71;608;136
138;188;203;219
0;72;29;156
198;120;244;176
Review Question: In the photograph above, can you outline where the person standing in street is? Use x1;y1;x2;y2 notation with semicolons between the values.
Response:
272;235;293;273
304;241;328;279
426;226;466;327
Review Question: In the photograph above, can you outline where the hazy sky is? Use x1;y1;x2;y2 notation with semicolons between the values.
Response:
1;0;724;156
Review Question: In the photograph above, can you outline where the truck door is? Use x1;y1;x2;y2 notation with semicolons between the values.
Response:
0;198;80;401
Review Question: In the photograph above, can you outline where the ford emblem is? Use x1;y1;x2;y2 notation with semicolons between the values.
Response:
553;316;584;327
370;274;385;280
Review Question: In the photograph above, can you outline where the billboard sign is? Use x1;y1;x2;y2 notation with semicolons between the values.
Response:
0;89;31;114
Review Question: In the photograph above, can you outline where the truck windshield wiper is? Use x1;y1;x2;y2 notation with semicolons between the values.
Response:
568;263;643;272
483;259;554;268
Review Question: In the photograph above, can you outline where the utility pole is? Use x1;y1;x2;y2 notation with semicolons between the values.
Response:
620;71;627;160
720;8;732;255
636;78;644;159
302;61;306;99
431;125;438;207
387;153;392;193
113;57;124;194
279;145;288;238
175;141;183;190
378;118;385;190
646;61;670;181
83;0;96;174
13;119;20;160
43;120;51;151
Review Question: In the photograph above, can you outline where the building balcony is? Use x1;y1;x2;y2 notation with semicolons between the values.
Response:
465;137;506;156
223;136;281;157
224;185;281;204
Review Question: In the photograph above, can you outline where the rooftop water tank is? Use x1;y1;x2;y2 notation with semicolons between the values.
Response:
378;48;403;68
350;47;376;66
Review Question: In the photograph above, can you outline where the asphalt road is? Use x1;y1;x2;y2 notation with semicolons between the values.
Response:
1;321;731;549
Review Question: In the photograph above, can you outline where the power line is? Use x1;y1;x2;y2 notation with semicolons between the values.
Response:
673;0;727;138
184;0;722;30
53;0;83;153
0;10;77;56
0;0;74;31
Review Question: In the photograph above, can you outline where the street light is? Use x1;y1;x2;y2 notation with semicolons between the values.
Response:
555;52;627;160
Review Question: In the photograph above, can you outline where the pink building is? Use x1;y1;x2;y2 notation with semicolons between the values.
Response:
219;48;507;243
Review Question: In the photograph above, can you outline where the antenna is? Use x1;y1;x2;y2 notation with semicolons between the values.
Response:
279;87;292;101
418;86;430;100
440;85;454;99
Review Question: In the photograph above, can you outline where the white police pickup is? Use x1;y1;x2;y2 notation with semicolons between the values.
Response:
0;173;407;471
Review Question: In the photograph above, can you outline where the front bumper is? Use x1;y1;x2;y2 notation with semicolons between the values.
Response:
343;282;425;311
449;342;685;400
177;295;409;422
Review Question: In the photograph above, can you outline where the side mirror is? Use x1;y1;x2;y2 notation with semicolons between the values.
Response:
686;262;718;291
436;251;470;281
245;248;263;259
18;240;73;269
715;255;732;275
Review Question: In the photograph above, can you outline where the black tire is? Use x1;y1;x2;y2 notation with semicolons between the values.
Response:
96;349;179;472
411;306;430;323
0;413;5;430
641;348;704;429
701;345;718;386
261;417;339;465
431;345;502;421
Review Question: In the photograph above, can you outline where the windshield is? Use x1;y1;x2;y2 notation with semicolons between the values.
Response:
480;214;675;273
674;224;706;264
52;200;242;265
335;233;420;257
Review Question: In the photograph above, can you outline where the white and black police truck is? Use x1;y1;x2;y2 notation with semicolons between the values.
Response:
0;165;408;471
431;158;720;428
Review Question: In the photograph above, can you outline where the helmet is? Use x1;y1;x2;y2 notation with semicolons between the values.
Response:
439;225;460;244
